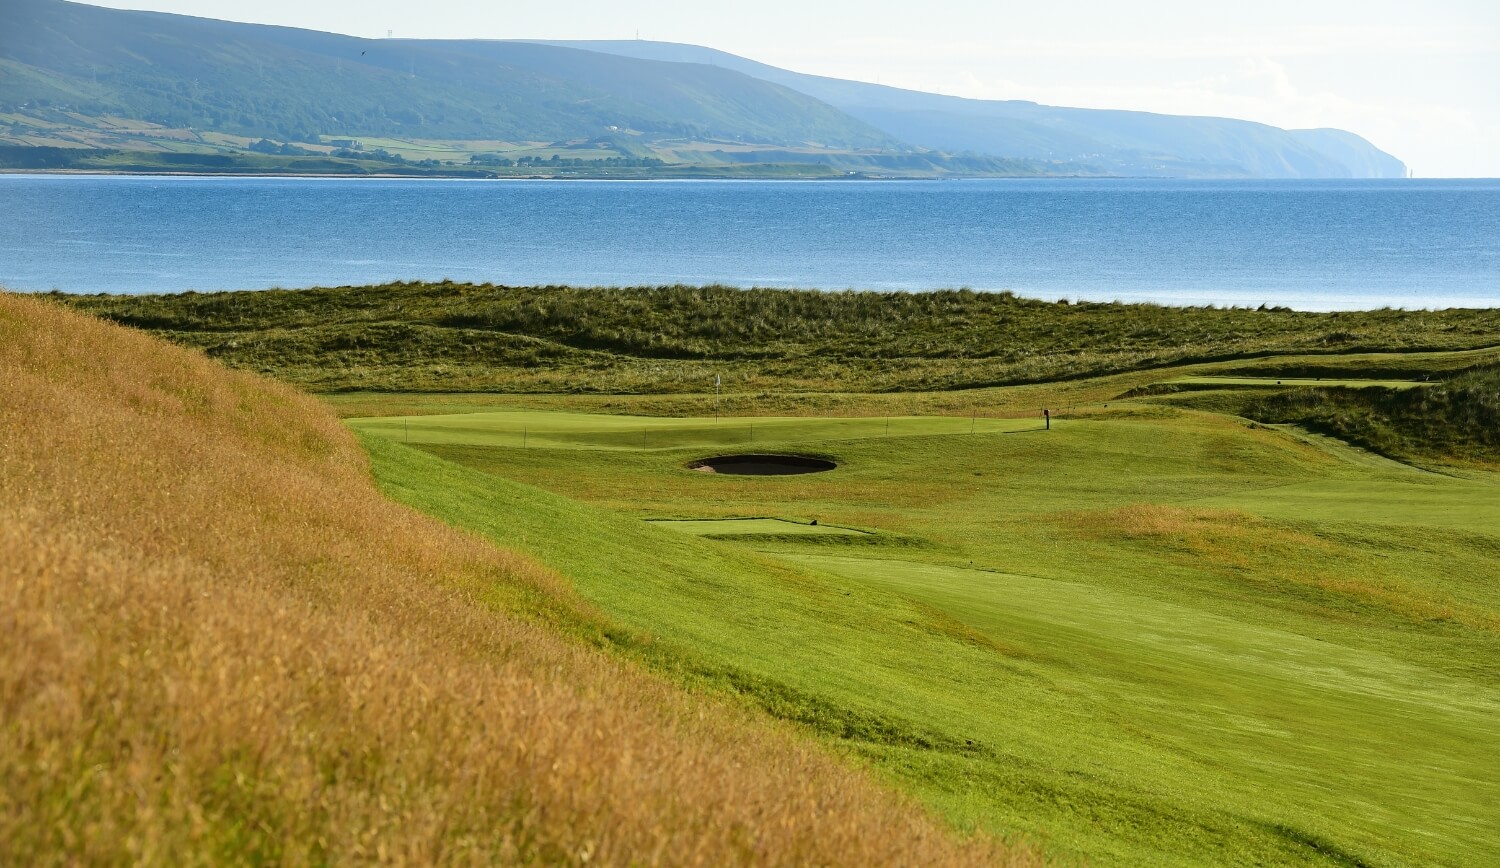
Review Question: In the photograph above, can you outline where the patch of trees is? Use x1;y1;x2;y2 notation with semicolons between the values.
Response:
248;139;314;156
0;145;111;169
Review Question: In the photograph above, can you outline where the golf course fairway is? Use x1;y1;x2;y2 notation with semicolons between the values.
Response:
356;399;1500;867
347;409;1039;450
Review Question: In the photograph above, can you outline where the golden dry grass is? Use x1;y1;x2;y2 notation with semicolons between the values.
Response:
0;293;1032;866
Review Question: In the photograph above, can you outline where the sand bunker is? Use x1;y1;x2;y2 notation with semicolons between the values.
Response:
689;454;836;476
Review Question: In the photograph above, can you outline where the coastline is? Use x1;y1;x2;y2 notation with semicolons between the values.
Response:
0;167;884;181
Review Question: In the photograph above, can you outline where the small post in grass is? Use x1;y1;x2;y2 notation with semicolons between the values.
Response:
404;417;409;443
522;427;528;449
885;416;890;436
970;410;976;435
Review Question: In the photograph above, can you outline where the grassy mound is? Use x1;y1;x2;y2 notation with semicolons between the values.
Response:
0;293;1028;865
57;283;1500;393
1243;364;1500;466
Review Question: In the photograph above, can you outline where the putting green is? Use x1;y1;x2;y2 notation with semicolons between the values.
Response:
348;409;1042;451
647;518;867;536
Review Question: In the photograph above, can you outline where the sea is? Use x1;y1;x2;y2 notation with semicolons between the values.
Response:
4;174;1497;310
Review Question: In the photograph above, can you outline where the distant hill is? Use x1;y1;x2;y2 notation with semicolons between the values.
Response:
538;40;1408;179
1287;129;1408;179
0;0;1407;178
0;0;894;149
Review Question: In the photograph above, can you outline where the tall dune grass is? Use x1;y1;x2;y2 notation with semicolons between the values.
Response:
0;293;1030;865
58;282;1500;393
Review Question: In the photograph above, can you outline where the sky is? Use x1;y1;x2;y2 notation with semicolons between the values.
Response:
89;1;1500;177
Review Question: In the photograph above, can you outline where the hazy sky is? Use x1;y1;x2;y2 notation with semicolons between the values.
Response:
91;1;1500;177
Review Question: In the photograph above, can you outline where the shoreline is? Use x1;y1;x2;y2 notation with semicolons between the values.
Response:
0;169;1459;183
0;167;1004;181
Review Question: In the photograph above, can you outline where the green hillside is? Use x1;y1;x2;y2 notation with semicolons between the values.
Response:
539;40;1409;179
0;0;894;149
0;1;1408;178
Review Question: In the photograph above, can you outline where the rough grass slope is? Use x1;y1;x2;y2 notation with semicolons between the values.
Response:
0;293;1029;866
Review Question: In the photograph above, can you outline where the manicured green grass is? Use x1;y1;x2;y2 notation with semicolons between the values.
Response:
647;518;869;536
786;550;1499;851
358;395;1500;867
1169;375;1427;389
347;409;1040;450
1193;475;1500;535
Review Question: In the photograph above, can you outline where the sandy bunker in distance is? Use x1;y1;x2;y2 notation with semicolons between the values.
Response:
689;454;836;476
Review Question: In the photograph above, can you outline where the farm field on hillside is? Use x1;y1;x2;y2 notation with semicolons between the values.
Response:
356;394;1500;867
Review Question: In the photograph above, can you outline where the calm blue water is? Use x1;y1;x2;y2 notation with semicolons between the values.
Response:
4;175;1497;310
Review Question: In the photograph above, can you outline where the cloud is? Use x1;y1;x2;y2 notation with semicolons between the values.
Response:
772;23;1498;65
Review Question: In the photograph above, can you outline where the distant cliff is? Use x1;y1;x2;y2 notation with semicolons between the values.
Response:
542;40;1408;179
1288;129;1408;179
